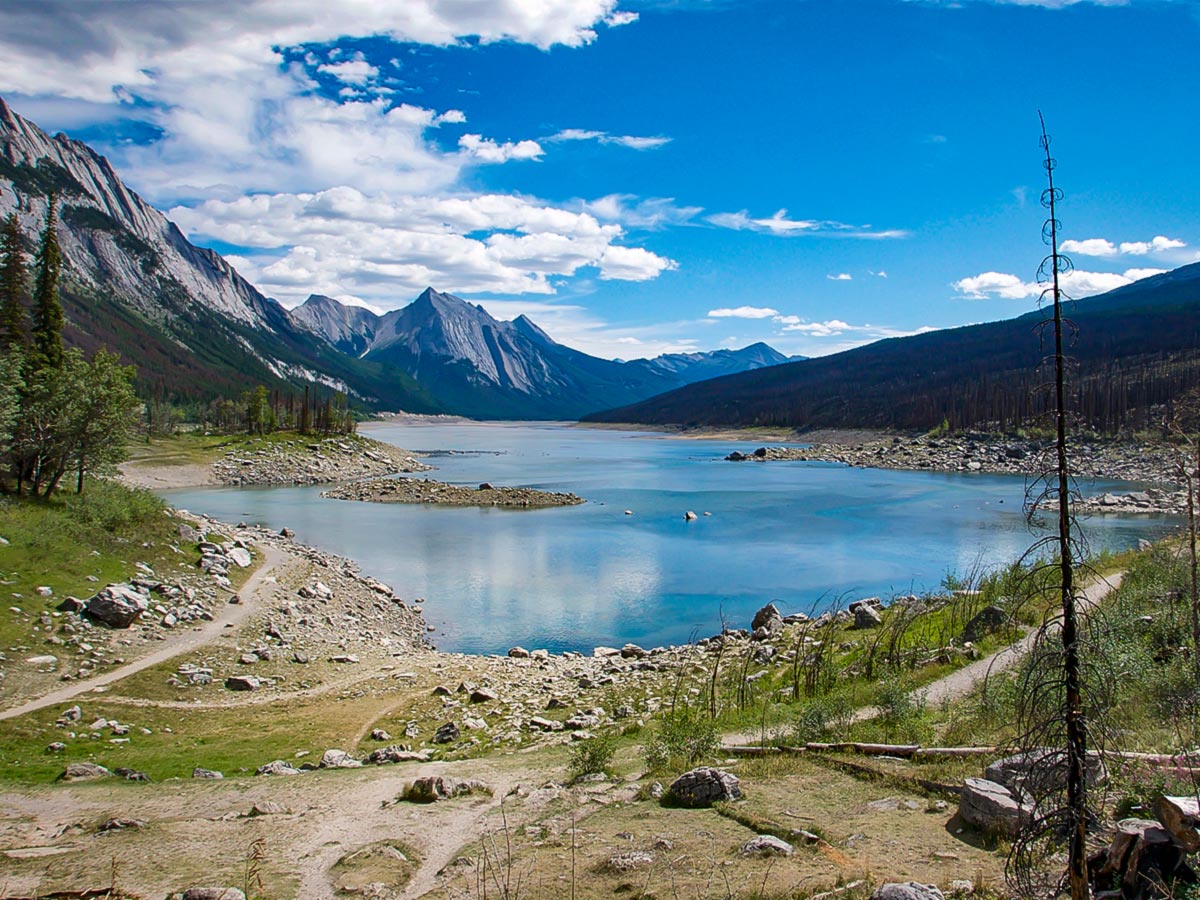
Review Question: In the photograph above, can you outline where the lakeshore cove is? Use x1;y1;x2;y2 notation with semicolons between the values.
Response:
164;422;1179;655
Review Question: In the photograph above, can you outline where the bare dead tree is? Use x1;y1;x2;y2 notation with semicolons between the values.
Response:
1007;114;1092;900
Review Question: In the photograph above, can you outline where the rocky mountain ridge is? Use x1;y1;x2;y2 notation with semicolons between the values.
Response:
292;288;794;418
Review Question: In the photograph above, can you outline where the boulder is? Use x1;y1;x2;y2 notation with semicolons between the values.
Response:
370;729;392;741
226;546;253;568
854;605;883;629
740;834;794;856
871;884;946;900
406;776;489;803
470;687;499;703
192;768;223;779
179;889;247;900
959;777;1028;837
508;646;530;658
60;762;111;782
319;749;362;769
985;748;1108;801
225;675;261;692
751;603;784;633
668;767;742;807
256;759;301;776
434;721;460;744
960;605;1010;644
684;510;698;521
86;583;148;628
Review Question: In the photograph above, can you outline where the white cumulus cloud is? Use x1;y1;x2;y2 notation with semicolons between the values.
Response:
952;267;1166;300
707;306;781;319
1059;238;1118;257
458;134;544;164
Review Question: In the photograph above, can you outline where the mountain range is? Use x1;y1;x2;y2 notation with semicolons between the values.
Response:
289;290;794;419
584;262;1200;434
0;96;792;420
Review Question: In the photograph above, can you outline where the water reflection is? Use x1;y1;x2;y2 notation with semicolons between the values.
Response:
165;423;1179;654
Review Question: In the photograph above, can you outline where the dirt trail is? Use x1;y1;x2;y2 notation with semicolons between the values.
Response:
722;570;1124;747
0;545;287;723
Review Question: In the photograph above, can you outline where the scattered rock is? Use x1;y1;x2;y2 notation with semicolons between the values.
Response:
960;605;1010;643
959;777;1029;837
871;884;946;900
86;583;149;628
256;759;302;776
247;800;290;817
177;888;247;900
320;749;363;769
741;835;794;856
667;767;741;807
434;722;460;744
406;776;490;803
225;675;261;692
60;762;111;782
192;768;223;779
607;851;655;871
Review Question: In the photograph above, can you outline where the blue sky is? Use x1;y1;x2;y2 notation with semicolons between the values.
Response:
1;0;1197;359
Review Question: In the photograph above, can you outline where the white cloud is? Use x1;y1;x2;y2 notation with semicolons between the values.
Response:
0;1;628;106
547;129;671;150
708;209;907;239
169;186;676;302
952;267;1165;300
582;194;702;229
827;273;852;281
782;319;854;336
707;306;780;319
458;134;544;164
1060;238;1118;257
1120;235;1187;255
317;58;379;86
1060;235;1187;258
604;10;640;26
597;245;678;281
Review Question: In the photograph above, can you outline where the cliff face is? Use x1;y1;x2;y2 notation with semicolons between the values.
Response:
0;97;274;328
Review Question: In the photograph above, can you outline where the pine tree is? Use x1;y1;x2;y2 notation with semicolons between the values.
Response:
0;213;27;350
31;195;64;369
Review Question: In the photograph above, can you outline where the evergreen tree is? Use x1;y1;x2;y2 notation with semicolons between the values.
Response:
31;196;64;369
0;213;27;350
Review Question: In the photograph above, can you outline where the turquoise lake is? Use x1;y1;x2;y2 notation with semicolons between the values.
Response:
164;422;1179;655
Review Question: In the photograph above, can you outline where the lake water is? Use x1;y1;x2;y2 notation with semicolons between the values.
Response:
165;422;1178;655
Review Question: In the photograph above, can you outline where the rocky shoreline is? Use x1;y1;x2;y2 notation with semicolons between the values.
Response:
322;476;585;508
211;434;431;486
728;434;1189;515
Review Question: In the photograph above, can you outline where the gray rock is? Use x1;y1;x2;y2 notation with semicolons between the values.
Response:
470;686;499;703
608;851;655;871
741;834;794;856
406;776;489;803
751;603;783;633
959;777;1028;837
871;884;945;900
854;605;883;629
247;800;289;816
985;748;1107;800
960;605;1009;643
227;546;253;568
192;767;223;779
86;583;148;628
179;889;246;900
508;646;530;658
684;510;698;521
225;675;261;692
61;762;111;781
370;729;392;741
434;721;460;743
319;748;362;769
47;741;66;752
256;759;302;776
668;767;742;807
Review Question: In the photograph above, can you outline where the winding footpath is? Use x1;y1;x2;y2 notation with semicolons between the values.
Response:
0;544;286;723
722;569;1124;747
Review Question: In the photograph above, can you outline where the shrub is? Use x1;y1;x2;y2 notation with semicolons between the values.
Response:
70;479;166;530
569;734;616;780
643;705;718;773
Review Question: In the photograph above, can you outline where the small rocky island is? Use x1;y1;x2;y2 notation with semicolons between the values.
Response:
323;476;585;508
